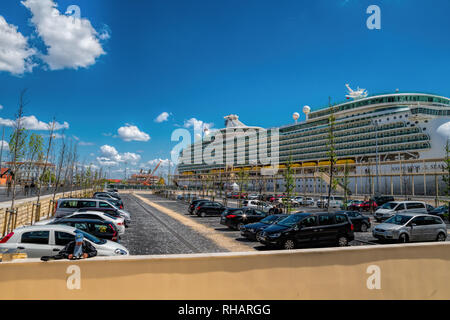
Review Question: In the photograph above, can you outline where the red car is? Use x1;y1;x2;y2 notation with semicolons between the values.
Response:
350;200;377;212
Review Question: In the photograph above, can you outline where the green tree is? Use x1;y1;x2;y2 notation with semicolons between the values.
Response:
282;155;296;214
237;168;249;207
9;90;29;213
40;169;56;184
326;97;338;212
442;139;450;220
340;162;351;209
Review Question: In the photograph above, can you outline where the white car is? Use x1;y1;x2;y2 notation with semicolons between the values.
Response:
244;200;274;213
0;225;129;258
317;196;343;208
66;211;126;235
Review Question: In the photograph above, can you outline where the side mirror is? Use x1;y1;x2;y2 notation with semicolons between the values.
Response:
293;225;299;231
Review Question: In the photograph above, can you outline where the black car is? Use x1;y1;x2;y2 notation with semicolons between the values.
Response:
259;212;355;250
429;205;449;221
188;199;208;214
50;218;120;242
195;201;226;217
220;207;268;230
337;211;371;232
240;214;288;241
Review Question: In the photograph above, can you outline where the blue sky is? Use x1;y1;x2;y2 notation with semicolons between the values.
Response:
0;0;450;178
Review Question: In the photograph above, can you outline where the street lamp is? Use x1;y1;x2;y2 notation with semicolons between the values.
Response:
372;120;380;196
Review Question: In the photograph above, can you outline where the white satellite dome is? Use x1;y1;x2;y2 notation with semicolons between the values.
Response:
437;121;450;140
303;105;311;114
292;112;300;121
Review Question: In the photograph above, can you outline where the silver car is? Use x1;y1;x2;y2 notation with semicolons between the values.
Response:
55;198;131;225
372;213;447;243
374;201;427;222
0;225;129;258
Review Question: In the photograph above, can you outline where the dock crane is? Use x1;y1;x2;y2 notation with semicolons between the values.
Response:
143;160;162;186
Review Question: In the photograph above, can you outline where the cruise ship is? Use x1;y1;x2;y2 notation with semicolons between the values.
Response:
176;87;450;196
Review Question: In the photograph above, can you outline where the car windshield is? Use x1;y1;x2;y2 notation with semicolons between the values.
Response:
75;229;106;244
104;213;117;220
381;202;398;209
384;215;412;225
277;214;309;227
260;215;281;224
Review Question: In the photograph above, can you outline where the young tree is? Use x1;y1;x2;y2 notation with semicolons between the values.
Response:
9;90;29;207
326;97;338;212
7;90;29;231
340;162;351;209
282;155;296;214
27;133;44;194
237;168;249;207
51;134;67;205
36;120;56;204
442;139;450;220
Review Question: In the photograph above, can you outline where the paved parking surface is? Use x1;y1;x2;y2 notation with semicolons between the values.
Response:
120;193;450;255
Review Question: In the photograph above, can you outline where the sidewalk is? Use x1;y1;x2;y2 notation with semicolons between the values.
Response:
0;189;84;209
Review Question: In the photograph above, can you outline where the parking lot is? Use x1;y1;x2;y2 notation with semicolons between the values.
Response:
119;192;450;255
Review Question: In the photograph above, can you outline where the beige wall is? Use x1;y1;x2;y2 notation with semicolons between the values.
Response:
0;189;94;237
1;242;449;300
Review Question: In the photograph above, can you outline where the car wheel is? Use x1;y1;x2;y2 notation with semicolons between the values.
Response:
236;223;244;231
436;232;446;242
337;236;349;247
283;239;295;250
200;211;206;218
256;231;263;242
399;233;409;243
360;223;368;232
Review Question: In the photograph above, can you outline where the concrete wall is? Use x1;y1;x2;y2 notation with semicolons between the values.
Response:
0;242;449;299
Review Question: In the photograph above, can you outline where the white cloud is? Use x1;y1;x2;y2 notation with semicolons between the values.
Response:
78;141;94;146
21;0;108;70
0;140;9;151
155;112;169;123
0;15;36;75
0;115;69;130
97;144;141;166
184;118;213;131
117;124;150;142
147;158;174;167
121;152;141;163
184;118;214;141
100;144;119;158
146;158;176;176
0;105;3;110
